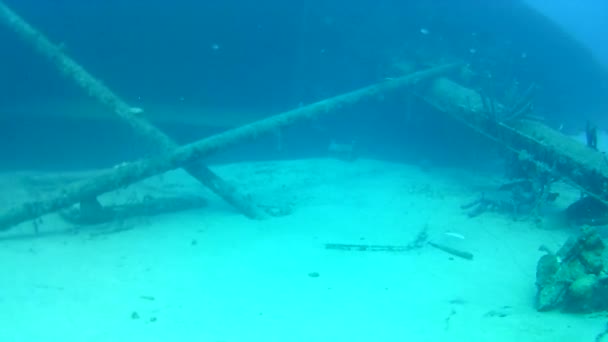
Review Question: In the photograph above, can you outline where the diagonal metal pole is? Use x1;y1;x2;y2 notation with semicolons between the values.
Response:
0;63;461;231
0;1;266;219
412;76;608;206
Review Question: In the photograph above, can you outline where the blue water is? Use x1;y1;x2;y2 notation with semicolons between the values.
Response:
0;0;607;170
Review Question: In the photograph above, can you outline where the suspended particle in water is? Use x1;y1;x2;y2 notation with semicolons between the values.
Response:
129;106;144;115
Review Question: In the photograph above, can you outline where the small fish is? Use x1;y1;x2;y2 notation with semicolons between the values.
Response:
444;232;466;240
420;28;430;35
128;106;144;115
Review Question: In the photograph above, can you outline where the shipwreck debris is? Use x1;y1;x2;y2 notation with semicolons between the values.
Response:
412;77;608;211
0;0;265;219
535;226;608;312
325;226;474;261
462;178;558;220
60;195;208;226
565;196;608;226
0;64;459;231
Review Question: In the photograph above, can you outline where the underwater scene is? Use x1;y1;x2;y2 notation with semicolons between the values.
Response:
1;0;608;341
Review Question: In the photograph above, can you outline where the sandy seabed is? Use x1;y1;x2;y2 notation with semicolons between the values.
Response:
0;158;605;342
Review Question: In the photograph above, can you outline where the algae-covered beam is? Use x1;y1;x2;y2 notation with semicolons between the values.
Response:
0;64;459;231
413;77;608;203
0;1;265;219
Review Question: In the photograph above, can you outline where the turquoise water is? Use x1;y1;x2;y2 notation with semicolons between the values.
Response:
0;0;607;170
1;1;608;341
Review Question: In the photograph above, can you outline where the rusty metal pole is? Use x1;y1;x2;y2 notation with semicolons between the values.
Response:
0;1;266;219
0;64;459;231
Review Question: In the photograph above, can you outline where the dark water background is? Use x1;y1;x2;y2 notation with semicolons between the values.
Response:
0;0;606;170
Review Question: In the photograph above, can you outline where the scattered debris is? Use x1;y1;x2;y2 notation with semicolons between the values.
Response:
428;241;474;260
535;226;608;312
59;195;208;226
462;177;558;220
325;226;474;260
483;306;512;318
444;308;457;331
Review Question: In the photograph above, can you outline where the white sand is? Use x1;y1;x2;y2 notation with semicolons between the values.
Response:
0;158;605;341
